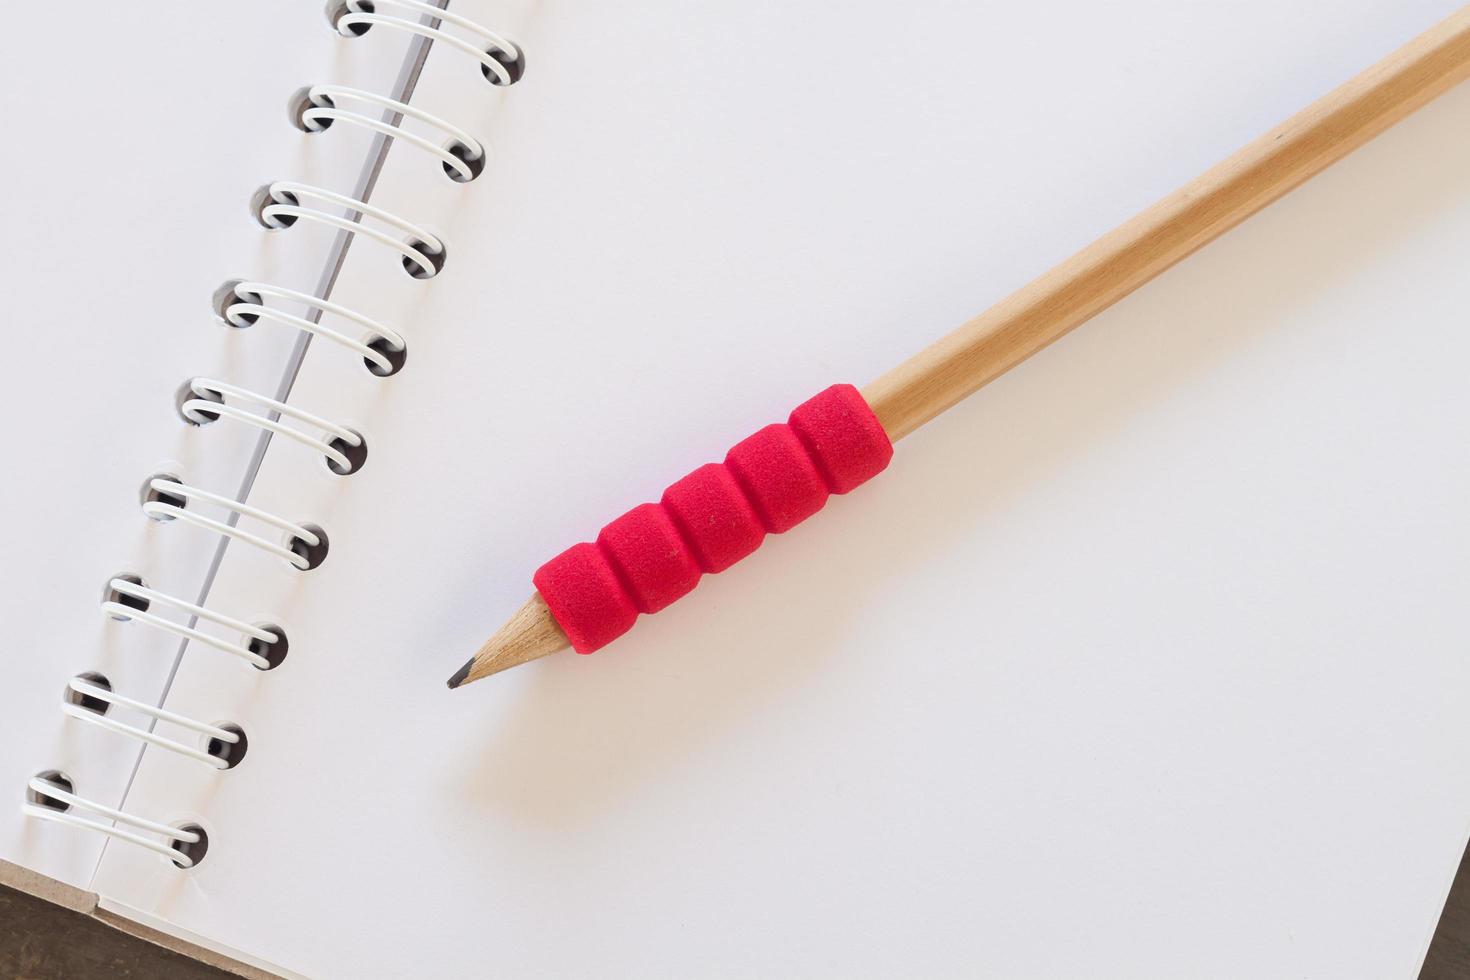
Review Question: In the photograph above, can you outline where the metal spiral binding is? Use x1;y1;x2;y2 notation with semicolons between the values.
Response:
26;0;523;867
102;576;282;669
63;676;245;770
215;280;407;375
296;84;489;182
142;477;324;571
331;0;526;86
180;377;365;474
25;774;206;868
256;180;447;278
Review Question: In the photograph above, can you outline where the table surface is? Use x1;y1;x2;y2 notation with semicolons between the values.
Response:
1425;845;1470;979
6;848;1470;979
0;882;231;980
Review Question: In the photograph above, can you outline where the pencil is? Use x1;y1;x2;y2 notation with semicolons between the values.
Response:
449;5;1470;689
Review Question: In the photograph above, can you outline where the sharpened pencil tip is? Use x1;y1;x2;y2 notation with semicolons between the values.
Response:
446;657;474;690
451;593;572;689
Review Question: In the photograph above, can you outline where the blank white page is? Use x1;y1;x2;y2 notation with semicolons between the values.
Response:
0;5;411;886
98;2;1470;977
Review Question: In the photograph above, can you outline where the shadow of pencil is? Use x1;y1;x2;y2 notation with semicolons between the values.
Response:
447;83;1470;829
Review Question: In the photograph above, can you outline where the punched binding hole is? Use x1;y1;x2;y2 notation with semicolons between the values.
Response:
103;574;150;617
251;184;299;229
286;524;330;570
170;823;209;868
365;336;407;377
213;280;262;327
443;141;486;183
288;86;331;132
204;724;249;769
176;379;224;426
326;429;368;475
402;239;445;279
26;771;73;812
140;476;187;520
326;0;374;35
483;46;526;86
248;623;290;670
64;673;112;714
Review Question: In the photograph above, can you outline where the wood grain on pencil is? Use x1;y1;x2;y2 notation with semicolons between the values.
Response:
446;593;566;688
450;6;1470;689
864;6;1470;439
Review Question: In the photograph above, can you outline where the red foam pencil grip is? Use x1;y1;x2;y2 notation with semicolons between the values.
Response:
533;384;894;653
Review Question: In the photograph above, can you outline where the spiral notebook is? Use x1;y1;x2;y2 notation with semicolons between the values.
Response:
8;1;1470;977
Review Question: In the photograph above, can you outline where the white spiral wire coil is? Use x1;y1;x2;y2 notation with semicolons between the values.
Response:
142;477;321;571
63;678;240;770
102;576;279;669
299;84;487;181
258;181;445;277
333;0;523;85
24;775;202;868
220;280;406;373
26;0;530;867
182;377;363;473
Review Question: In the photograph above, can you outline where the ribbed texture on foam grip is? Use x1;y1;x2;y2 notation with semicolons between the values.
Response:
534;384;893;653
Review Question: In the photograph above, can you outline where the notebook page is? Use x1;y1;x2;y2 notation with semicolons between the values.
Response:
99;2;1470;976
0;4;413;887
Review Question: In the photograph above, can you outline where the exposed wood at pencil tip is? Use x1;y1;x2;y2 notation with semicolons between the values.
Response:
862;6;1470;442
448;593;570;689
